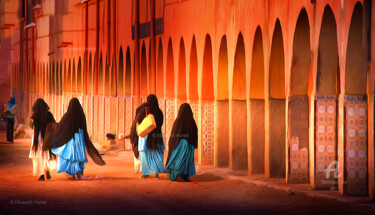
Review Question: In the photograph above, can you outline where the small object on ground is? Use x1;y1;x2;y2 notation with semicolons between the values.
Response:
287;191;295;196
141;174;149;179
192;181;198;185
106;133;116;140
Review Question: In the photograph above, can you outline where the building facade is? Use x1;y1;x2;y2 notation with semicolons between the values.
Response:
0;0;374;199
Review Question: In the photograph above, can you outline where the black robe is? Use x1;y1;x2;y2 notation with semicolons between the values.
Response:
30;99;56;158
43;98;105;166
130;94;164;158
166;103;198;165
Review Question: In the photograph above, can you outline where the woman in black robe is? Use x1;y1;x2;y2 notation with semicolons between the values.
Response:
130;94;165;178
165;103;198;182
44;98;105;180
29;98;56;181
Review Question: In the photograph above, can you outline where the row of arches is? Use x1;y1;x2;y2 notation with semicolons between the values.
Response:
12;47;133;98
11;2;368;192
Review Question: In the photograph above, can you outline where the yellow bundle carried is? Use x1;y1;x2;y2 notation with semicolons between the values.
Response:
136;107;156;138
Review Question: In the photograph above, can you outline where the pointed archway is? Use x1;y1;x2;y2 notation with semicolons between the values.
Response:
268;19;286;178
315;5;339;189
249;26;265;175
343;2;367;196
215;35;229;168
201;34;215;165
231;33;248;171
287;9;311;183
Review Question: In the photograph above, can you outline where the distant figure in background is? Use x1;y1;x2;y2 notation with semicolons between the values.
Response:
29;99;56;181
44;98;105;180
130;94;165;178
166;103;197;182
3;96;17;143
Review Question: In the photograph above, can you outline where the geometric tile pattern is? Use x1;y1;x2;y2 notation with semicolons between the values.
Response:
201;101;214;165
344;95;368;196
288;96;309;183
125;97;132;135
314;95;337;189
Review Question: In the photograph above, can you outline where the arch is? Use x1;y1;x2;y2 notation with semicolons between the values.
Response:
140;42;148;96
217;35;228;100
166;38;174;98
268;19;286;178
29;62;34;92
77;57;82;93
231;32;248;171
105;55;110;96
250;26;265;99
249;26;265;174
269;19;285;98
148;43;152;93
287;10;311;183
52;62;55;94
118;47;124;96
125;47;132;96
233;33;246;100
189;36;198;100
59;62;63;95
72;59;76;92
156;38;164;97
314;6;340;189
216;35;230;168
112;58;117;96
64;60;68;92
98;53;104;95
178;38;187;99
202;35;214;100
290;9;311;96
317;6;339;95
345;2;365;95
55;62;59;95
88;53;93;94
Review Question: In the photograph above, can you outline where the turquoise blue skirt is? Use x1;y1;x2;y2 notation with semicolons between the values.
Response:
52;128;88;175
138;135;165;175
166;139;196;181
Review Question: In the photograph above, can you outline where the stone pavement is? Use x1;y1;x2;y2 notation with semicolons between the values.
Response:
1;127;374;210
200;166;374;205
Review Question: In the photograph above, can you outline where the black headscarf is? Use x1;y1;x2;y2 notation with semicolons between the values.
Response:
31;99;55;156
130;94;164;158
43;98;105;166
166;103;198;164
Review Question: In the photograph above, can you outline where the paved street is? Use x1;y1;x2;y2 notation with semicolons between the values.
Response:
0;135;374;215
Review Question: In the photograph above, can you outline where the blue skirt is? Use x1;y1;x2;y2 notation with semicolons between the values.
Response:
166;139;196;181
138;135;165;175
52;128;88;175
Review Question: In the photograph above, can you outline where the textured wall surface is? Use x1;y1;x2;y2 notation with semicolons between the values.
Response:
249;99;265;174
269;99;286;178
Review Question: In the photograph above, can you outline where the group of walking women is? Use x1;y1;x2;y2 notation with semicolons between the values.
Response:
130;94;198;181
29;97;105;180
28;94;197;182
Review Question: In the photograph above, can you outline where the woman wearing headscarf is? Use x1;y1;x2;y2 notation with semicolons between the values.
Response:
166;103;198;182
3;96;17;143
28;99;57;181
130;94;165;178
44;98;105;180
